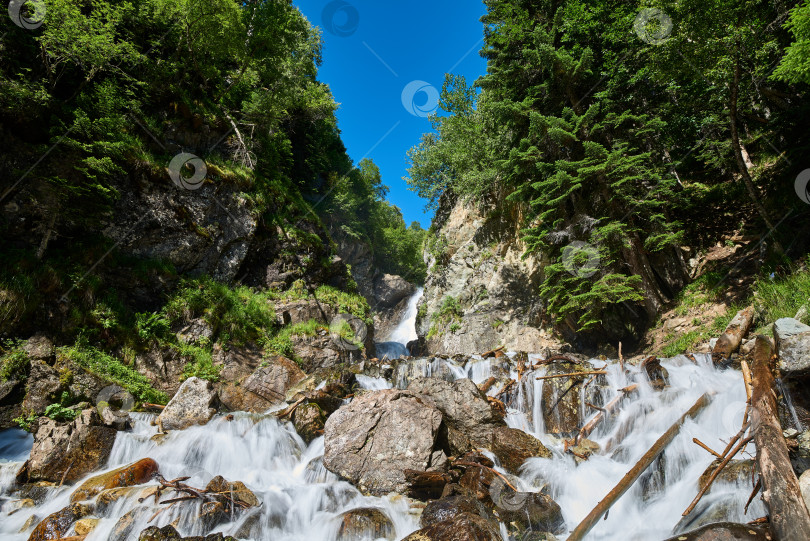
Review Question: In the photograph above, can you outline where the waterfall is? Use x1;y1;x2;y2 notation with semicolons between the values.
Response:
0;353;765;541
375;287;424;360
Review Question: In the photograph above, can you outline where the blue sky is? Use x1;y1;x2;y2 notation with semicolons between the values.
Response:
293;0;488;229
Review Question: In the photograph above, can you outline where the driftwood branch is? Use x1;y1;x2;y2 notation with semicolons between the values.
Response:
683;435;753;515
692;438;722;458
567;393;712;541
713;306;754;360
575;384;638;445
750;335;810;538
536;370;606;381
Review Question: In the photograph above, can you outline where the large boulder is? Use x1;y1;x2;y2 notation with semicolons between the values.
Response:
373;274;415;308
663;522;771;541
19;408;117;484
323;389;442;494
23;335;54;361
216;346;304;413
408;377;505;455
489;427;552;474
157;377;217;431
774;318;810;378
800;469;810;512
70;458;159;502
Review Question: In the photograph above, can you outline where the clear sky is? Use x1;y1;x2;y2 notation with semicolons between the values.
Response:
293;0;488;229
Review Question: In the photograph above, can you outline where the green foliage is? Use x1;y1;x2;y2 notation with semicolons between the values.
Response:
59;340;167;404
44;403;78;423
179;344;221;382
265;319;322;360
753;258;810;328
773;1;810;84
0;340;29;382
14;413;39;432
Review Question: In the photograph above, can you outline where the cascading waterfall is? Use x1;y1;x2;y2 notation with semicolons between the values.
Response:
0;344;764;540
375;288;424;361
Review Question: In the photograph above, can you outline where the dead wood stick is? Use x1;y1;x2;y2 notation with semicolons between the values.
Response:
741;359;753;402
276;397;306;419
59;460;75;487
481;345;505;358
586;402;606;412
536;370;606;381
744;477;762;515
575;384;639;445
567;393;711;541
750;335;810;539
692;438;722;458
478;377;498;394
494;379;515;399
748;517;769;525
618;342;624;372
683;435;753;515
142;403;166;410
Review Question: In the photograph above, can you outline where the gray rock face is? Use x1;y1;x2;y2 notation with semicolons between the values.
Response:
20;409;117;483
133;345;189;397
407;377;505;454
373;274;415;308
323;389;442;494
415;198;563;356
800;469;810;513
215;346;305;413
23;334;54;361
22;360;61;414
774;317;810;377
157;377;217;431
240;357;306;406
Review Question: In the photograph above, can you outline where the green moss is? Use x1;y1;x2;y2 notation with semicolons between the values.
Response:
0;340;29;382
265;319;323;361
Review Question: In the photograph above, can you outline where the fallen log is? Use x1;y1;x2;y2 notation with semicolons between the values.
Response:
575;384;639;445
713;305;754;360
478;377;498;394
481;345;505;358
535;370;606;381
567;393;711;541
750;334;810;539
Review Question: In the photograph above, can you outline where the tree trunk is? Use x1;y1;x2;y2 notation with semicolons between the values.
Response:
751;335;810;540
729;55;781;249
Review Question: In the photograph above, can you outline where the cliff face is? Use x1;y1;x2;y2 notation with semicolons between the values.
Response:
415;196;564;356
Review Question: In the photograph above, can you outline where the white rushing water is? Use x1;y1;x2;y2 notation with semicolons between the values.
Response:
0;349;762;540
386;288;423;345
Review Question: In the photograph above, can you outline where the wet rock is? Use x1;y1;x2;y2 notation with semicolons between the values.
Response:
489;427;551;474
672;499;741;535
643;357;669;390
663;522;772;540
493;489;565;535
96;485;158;512
21;360;61;414
14;482;54;505
697;459;755;492
19;408;116;483
28;502;91;541
6;498;35;514
109;508;148;541
19;515;40;534
539;362;596;435
205;475;260;507
421;495;489;527
74;517;100;535
157;377;217;431
70;457;159;502
139;525;183;541
408;377;505;454
774;317;810;378
323;389;442;494
336;507;395;541
292;402;326;444
98;401;133;430
403;512;501;541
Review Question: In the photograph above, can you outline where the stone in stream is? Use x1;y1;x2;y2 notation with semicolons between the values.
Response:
291;401;326;444
774;317;810;378
323;389;442;494
489;426;551;474
663;522;772;541
138;525;238;541
70;457;159;502
421;494;495;527
402;512;501;541
336;507;395;541
697;458;755;493
27;502;91;541
407;377;505;455
157;376;217;431
18;408;117;484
